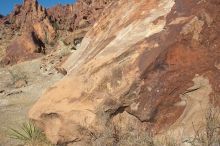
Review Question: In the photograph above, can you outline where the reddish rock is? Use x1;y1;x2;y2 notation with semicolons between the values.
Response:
2;31;45;65
47;0;114;45
8;0;55;43
8;0;47;30
47;0;113;31
0;0;55;65
0;0;112;65
29;0;220;145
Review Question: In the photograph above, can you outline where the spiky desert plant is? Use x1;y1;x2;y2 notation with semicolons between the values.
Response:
9;121;52;146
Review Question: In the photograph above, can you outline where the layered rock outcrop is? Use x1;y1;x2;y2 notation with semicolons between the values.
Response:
0;0;55;64
48;0;113;31
47;0;114;46
5;0;56;43
29;0;220;145
0;0;113;65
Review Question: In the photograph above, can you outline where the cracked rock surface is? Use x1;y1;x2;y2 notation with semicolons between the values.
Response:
29;0;220;145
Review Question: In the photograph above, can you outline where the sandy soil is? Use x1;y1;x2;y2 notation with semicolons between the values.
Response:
0;58;64;146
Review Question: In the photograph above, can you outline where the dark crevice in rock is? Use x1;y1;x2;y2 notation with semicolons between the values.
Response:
31;31;45;53
110;106;128;118
40;112;60;119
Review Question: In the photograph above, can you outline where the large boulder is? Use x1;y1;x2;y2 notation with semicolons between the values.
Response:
29;0;220;145
2;31;45;65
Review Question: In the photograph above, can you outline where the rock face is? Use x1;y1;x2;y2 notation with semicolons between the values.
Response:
0;0;113;65
7;0;56;43
47;0;114;46
2;31;45;65
29;0;220;144
0;0;55;64
48;0;114;31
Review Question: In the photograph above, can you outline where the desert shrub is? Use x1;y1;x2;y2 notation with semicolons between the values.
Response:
9;121;52;146
184;106;220;146
119;131;155;146
91;121;179;146
52;22;59;30
156;135;180;146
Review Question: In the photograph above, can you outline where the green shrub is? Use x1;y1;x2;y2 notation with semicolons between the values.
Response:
52;22;59;30
9;121;52;146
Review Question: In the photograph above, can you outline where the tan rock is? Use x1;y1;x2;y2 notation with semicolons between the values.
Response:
29;0;220;145
14;79;27;88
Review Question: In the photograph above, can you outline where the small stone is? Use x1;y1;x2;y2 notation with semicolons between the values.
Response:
14;79;27;88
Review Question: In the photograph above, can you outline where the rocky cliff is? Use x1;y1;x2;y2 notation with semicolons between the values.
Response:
29;0;220;145
47;0;114;46
0;0;55;65
48;0;113;32
0;0;112;65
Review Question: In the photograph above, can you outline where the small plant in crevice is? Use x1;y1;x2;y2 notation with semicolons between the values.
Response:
9;121;52;146
45;31;50;45
52;21;59;31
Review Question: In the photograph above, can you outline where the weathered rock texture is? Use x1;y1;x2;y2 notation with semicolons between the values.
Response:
47;0;114;47
29;0;220;145
0;0;112;65
2;31;45;65
48;0;113;32
0;0;55;64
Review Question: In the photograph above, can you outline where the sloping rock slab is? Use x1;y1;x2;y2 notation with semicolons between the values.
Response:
29;0;220;144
